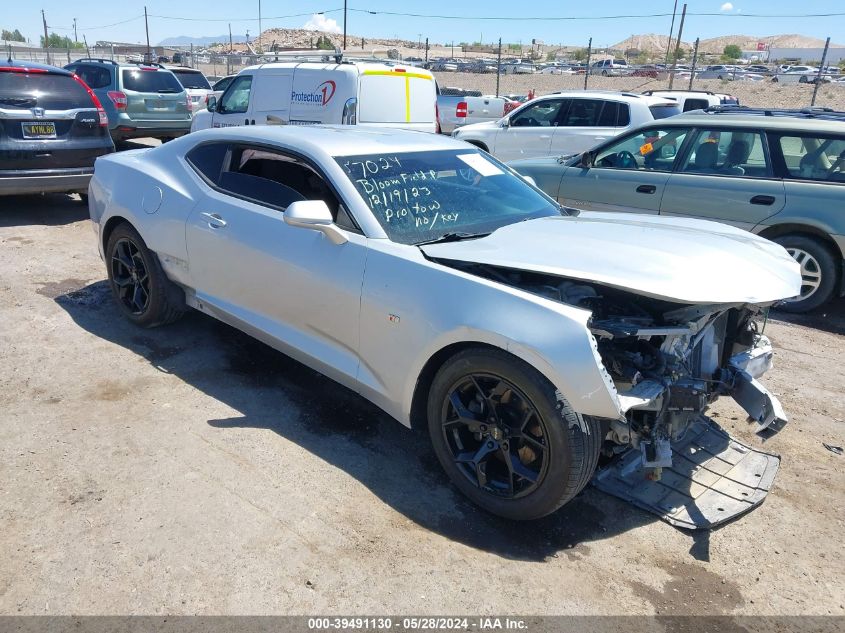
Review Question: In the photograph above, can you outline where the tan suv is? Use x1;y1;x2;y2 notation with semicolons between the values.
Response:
510;107;845;312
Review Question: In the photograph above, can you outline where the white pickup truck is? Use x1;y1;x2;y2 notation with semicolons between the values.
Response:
436;86;511;135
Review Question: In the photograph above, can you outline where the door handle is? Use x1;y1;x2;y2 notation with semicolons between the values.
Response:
201;212;227;228
636;184;657;194
750;195;776;205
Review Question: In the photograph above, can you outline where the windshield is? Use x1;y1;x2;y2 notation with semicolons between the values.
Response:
336;150;561;245
173;70;211;90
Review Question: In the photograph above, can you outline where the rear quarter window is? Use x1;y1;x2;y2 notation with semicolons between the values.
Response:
0;71;92;110
186;142;230;185
649;104;682;119
121;69;183;93
682;98;709;112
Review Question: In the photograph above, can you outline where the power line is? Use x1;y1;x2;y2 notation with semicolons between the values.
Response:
148;9;342;23
346;7;845;20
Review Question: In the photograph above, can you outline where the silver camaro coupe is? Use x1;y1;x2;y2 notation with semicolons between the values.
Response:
88;126;800;523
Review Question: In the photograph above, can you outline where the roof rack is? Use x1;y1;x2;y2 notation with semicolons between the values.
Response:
254;47;343;65
702;105;845;121
642;89;716;96
72;58;119;65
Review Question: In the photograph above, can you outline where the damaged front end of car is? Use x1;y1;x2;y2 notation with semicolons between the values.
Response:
447;263;789;528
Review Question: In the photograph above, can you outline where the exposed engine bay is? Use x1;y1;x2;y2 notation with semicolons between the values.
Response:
443;262;788;480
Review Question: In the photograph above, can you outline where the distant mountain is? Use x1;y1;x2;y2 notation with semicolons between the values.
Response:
611;34;692;55
158;34;248;47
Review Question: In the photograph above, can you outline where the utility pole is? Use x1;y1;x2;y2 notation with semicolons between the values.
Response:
258;0;262;53
343;0;347;50
73;18;77;44
229;23;233;53
496;37;502;97
83;34;90;58
668;3;686;89
143;6;150;62
665;0;679;65
584;37;592;90
41;10;50;64
811;37;831;106
424;37;429;63
688;37;699;90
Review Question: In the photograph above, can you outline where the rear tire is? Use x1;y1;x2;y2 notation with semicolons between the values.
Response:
427;348;601;520
772;234;839;313
106;222;186;328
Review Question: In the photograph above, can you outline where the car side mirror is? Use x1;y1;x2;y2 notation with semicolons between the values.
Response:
206;96;217;112
580;151;594;169
284;200;348;245
501;117;510;129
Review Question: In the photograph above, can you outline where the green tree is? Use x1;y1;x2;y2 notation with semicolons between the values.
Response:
315;35;333;50
2;28;26;42
40;32;84;49
723;44;742;60
571;48;588;61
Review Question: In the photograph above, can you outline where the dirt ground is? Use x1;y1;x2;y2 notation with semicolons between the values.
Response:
1;189;844;617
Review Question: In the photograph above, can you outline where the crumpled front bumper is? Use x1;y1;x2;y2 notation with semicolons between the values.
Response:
727;335;788;434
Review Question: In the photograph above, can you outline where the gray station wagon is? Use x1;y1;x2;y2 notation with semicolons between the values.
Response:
511;107;845;312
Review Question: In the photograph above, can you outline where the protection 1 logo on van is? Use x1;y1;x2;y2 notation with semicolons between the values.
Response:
291;80;336;107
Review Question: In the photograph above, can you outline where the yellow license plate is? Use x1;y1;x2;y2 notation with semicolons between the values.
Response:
22;122;57;139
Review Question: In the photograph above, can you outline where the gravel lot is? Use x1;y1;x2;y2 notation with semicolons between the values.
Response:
1;183;844;616
432;72;845;109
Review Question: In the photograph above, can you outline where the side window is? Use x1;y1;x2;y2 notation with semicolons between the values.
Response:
776;135;845;182
681;129;772;178
219;75;252;114
71;65;113;89
186;142;230;185
595;127;689;172
213;145;355;227
559;99;614;127
510;99;566;127
594;101;630;127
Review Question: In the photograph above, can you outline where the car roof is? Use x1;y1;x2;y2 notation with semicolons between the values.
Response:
239;61;433;75
165;66;203;73
546;90;676;105
3;59;72;75
176;125;465;158
666;112;845;132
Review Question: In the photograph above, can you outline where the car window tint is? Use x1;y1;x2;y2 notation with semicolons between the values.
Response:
681;130;772;177
212;145;349;223
172;70;211;90
0;72;91;110
559;99;606;126
186;142;229;185
595;128;689;172
648;103;682;119
72;65;112;89
212;76;233;92
777;135;845;182
683;98;709;112
510;99;565;127
219;75;252;114
121;69;183;93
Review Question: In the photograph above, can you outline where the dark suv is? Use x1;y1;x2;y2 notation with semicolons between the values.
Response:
0;60;114;197
64;59;192;142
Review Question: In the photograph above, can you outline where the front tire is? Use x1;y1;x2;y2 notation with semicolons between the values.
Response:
427;348;601;520
106;222;186;327
773;234;839;313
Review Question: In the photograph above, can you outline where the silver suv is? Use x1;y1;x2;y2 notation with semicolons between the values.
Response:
511;107;845;312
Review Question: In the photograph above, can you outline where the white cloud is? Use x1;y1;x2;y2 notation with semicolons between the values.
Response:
720;2;734;10
302;14;341;34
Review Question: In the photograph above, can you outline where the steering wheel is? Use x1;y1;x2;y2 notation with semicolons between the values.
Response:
826;150;845;177
616;150;638;169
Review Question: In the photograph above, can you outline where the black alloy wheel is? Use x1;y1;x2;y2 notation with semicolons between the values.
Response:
111;237;151;315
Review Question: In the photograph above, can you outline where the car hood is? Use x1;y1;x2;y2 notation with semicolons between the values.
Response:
420;213;801;305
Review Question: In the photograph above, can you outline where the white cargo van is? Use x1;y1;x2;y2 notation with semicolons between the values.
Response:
191;58;437;133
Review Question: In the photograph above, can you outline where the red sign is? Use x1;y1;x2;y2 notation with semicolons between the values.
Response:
757;42;766;51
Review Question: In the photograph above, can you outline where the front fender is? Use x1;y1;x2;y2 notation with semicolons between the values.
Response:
356;241;622;426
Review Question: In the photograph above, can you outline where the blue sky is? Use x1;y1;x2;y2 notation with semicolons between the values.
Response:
4;1;844;48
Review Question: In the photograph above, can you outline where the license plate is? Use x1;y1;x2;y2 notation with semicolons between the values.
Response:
21;122;57;139
145;99;174;111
